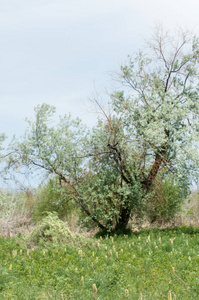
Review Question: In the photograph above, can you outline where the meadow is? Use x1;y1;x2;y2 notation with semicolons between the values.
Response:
0;189;199;299
0;225;199;299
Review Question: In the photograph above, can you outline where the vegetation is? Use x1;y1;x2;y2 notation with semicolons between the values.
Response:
146;176;183;224
179;191;199;226
32;179;76;222
0;227;199;299
3;28;199;232
1;26;199;300
25;212;91;248
0;189;33;237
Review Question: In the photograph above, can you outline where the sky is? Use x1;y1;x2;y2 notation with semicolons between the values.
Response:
1;0;199;188
1;0;199;140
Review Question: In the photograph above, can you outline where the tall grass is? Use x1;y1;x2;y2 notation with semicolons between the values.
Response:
0;227;199;299
0;186;199;238
0;189;33;237
178;191;199;226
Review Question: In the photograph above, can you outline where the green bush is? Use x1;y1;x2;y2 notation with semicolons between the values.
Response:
147;177;184;224
26;211;90;248
33;179;76;222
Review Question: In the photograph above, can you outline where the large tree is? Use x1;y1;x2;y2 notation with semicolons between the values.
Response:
5;28;199;232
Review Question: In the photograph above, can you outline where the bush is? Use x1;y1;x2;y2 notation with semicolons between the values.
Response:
26;212;90;248
146;177;184;224
33;179;76;222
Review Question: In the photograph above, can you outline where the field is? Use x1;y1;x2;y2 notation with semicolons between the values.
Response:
0;226;199;300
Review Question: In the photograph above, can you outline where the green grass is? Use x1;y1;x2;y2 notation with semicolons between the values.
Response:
0;228;199;299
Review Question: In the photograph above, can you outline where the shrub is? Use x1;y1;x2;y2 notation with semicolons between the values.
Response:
33;179;76;222
26;212;90;248
146;177;184;224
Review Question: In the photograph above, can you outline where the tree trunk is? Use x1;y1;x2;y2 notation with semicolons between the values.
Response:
114;207;131;232
143;152;165;190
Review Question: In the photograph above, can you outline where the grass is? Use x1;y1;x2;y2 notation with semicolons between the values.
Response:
0;227;199;299
179;191;199;226
0;189;199;299
0;189;33;237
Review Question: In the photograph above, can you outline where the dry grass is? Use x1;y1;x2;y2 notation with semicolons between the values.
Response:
0;215;33;237
176;191;199;226
0;189;34;237
0;190;199;238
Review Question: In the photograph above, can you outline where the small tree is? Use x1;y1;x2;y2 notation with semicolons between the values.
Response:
5;28;199;232
0;133;7;178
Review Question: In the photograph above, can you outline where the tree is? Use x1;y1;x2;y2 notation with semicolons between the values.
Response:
0;133;7;170
5;28;199;232
94;27;199;230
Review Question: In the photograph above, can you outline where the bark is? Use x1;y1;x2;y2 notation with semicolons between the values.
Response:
143;152;165;190
78;198;107;230
114;206;131;232
108;143;132;184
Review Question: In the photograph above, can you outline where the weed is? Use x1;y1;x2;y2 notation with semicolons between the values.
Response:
0;228;199;299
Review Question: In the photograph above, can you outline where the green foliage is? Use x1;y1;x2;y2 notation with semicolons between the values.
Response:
0;133;6;154
147;177;184;223
78;163;146;231
95;226;133;238
33;179;76;221
0;229;199;299
26;212;90;248
5;28;199;232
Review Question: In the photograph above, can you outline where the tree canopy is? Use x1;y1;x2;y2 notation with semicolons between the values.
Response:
4;28;199;232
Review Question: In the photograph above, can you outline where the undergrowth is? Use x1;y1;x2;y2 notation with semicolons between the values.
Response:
0;227;199;299
25;212;92;249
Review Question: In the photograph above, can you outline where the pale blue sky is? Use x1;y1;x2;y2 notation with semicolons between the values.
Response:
1;0;199;139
